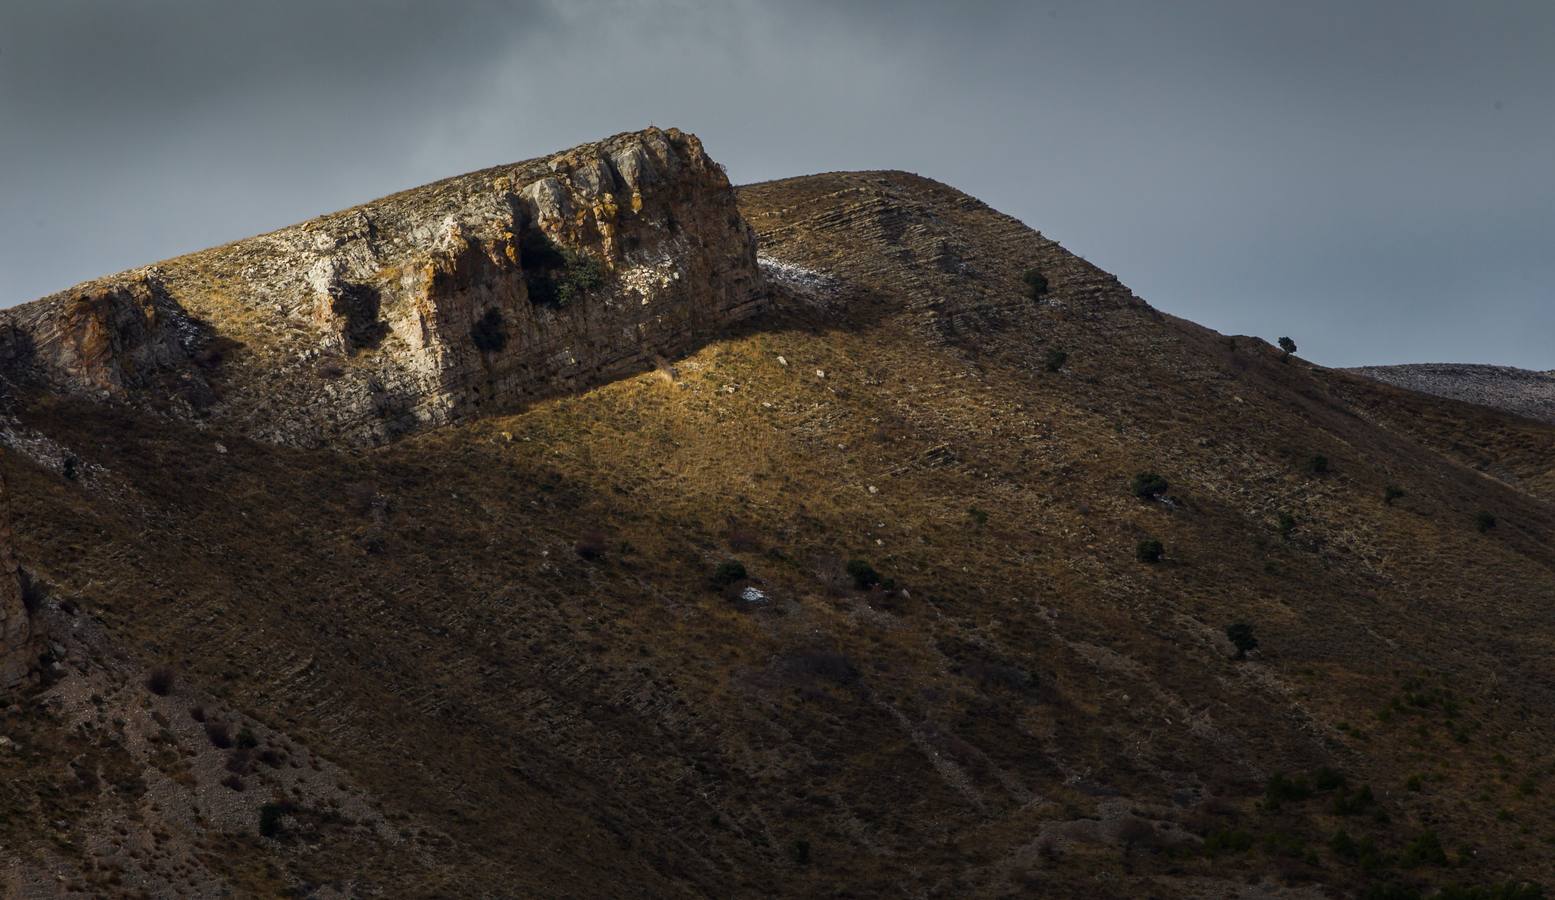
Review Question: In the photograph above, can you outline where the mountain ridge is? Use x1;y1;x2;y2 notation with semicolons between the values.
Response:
0;132;1552;898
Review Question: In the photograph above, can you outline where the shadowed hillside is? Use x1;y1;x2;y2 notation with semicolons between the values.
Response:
0;135;1551;898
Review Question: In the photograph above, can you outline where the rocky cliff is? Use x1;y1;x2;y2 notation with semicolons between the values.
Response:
0;128;765;446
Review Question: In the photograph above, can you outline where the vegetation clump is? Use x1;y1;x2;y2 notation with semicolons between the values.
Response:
1400;829;1449;867
259;802;294;839
845;559;882;590
1131;471;1169;501
145;666;176;696
1043;348;1067;372
1263;772;1312;809
1308;454;1330;475
521;228;606;308
1021;268;1049;300
711;560;748;588
1278;336;1297;360
1226;623;1259;660
1475;511;1498;533
1384;484;1406;506
1136;539;1164;564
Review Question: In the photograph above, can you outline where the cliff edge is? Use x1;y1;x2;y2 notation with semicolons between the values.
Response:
0;128;765;446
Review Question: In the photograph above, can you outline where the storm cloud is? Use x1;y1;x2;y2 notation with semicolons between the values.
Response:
2;0;1551;367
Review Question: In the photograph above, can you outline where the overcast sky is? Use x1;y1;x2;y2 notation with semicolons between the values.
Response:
2;1;1551;368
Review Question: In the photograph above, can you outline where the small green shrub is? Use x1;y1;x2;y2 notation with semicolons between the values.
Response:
1278;336;1297;359
1202;828;1253;856
966;506;989;527
790;838;811;866
1263;772;1312;809
1401;829;1448;867
1136;539;1164;564
1021;268;1049;300
1384;484;1405;506
145;667;176;696
846;559;881;590
1226;623;1259;660
1308;454;1329;475
1043;348;1067;372
711;560;748;588
1475;511;1498;533
1332;783;1377;816
1277;512;1296;538
1131;471;1169;500
259;802;295;839
1328;829;1383;868
522;227;607;308
1314;767;1347;791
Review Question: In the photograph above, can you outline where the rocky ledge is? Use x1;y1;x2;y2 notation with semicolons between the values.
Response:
1347;363;1555;426
0;128;766;446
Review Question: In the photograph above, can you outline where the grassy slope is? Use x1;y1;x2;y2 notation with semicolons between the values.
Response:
2;171;1552;897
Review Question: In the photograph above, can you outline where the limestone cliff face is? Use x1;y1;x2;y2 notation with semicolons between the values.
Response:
0;467;33;688
0;128;765;446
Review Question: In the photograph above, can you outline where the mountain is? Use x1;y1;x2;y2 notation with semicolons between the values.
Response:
1;129;1551;898
1350;364;1555;426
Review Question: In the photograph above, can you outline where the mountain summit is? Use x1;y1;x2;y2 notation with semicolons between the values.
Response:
1;131;1551;898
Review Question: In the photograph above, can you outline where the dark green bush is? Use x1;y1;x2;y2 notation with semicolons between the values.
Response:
1202;828;1253;856
1043;348;1067;372
1131;472;1169;500
1332;783;1376;816
1475;511;1497;533
1278;336;1297;358
1384;484;1406;506
1308;454;1329;475
846;559;881;590
1313;767;1347;791
1136;539;1164;563
259;802;295;838
1226;623;1259;660
1400;829;1448;867
145;666;176;696
1021;268;1049;300
1277;512;1296;537
1263;772;1312;809
521;227;607;308
711;560;748;588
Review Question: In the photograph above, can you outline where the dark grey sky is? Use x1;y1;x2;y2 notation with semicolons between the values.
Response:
2;1;1551;368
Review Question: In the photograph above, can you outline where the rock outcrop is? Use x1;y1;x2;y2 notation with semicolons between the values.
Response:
1348;363;1555;425
0;128;765;446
